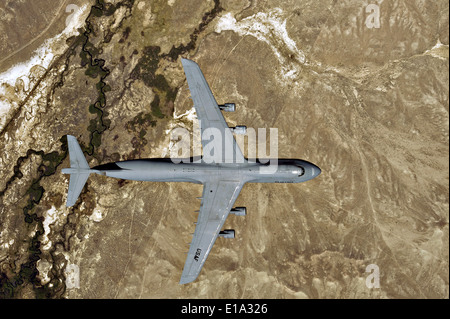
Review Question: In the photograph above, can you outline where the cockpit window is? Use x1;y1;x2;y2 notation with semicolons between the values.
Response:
295;165;305;176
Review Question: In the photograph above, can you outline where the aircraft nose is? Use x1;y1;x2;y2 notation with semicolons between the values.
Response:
311;164;321;178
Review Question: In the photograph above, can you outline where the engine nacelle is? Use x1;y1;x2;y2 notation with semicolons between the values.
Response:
231;207;246;216
219;229;235;239
218;103;235;112
230;125;247;135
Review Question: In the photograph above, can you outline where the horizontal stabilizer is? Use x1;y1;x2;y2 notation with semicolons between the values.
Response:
62;135;94;207
65;171;90;207
67;135;89;169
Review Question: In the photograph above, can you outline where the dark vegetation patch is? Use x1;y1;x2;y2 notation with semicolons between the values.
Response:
0;137;68;299
125;111;156;159
1;0;223;299
130;0;223;120
0;0;136;299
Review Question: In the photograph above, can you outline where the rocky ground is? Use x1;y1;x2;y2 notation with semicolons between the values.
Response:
0;0;448;298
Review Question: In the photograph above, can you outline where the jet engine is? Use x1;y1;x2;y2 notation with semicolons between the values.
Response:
219;229;235;239
231;207;246;216
218;103;235;112
230;125;247;135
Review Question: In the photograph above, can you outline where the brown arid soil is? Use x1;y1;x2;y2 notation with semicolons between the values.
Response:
0;0;448;298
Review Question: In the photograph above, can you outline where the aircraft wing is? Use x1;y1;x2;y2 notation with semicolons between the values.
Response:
181;58;245;164
179;180;244;284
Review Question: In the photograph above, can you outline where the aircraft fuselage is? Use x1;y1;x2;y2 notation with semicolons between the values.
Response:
92;158;321;185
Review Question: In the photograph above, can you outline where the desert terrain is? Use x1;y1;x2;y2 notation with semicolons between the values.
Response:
0;0;448;298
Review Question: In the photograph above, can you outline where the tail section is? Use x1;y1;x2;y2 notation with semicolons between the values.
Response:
61;135;95;207
67;135;89;170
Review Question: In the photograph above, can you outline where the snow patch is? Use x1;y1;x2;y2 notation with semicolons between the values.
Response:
0;4;89;130
215;8;306;81
90;209;105;222
424;39;449;60
42;206;59;250
173;107;198;121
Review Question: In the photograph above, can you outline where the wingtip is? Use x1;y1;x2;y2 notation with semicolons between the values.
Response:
181;58;197;67
66;200;74;207
179;275;197;285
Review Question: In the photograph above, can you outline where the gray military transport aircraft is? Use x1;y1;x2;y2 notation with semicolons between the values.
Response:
62;58;321;284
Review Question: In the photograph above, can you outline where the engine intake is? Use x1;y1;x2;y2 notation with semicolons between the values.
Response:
218;103;235;112
219;229;235;239
231;207;246;216
230;125;247;135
